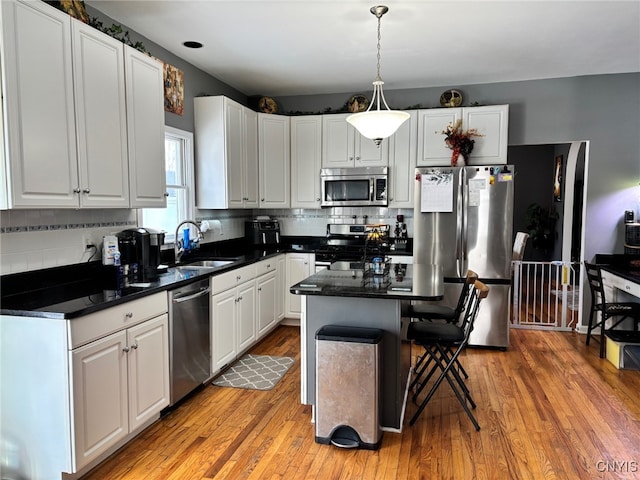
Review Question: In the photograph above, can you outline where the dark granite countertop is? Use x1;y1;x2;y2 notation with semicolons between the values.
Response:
0;248;285;319
290;261;443;301
595;254;640;285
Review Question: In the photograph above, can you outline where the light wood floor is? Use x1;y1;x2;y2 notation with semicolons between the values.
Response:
82;326;640;480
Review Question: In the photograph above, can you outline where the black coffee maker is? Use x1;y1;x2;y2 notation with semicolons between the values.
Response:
116;227;165;279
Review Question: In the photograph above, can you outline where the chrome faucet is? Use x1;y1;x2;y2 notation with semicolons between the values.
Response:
174;220;204;264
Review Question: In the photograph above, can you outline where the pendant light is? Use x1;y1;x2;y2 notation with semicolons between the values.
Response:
346;5;410;146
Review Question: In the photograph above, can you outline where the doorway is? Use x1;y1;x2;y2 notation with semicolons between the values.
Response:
509;141;588;330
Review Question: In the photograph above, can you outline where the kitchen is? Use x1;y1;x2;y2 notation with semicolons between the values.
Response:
1;1;640;479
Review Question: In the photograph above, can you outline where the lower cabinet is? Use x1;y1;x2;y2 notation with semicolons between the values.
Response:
286;252;315;318
210;256;283;375
71;314;169;470
0;292;169;479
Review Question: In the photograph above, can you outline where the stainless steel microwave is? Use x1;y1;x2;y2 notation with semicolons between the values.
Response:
320;167;388;207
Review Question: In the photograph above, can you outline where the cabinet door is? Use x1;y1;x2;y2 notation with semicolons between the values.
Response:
72;330;128;470
463;105;509;165
276;254;287;320
290;115;322;208
417;108;462;166
258;114;290;208
286;253;313;317
243;108;260;208
388;110;417;207
127;314;170;431
322;114;353;168
355;131;389;167
226;100;245;208
126;47;167;207
257;271;277;337
237;280;257;352
2;0;79;207
73;20;129;208
211;288;237;372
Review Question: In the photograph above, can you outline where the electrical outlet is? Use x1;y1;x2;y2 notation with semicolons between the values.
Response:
83;235;93;249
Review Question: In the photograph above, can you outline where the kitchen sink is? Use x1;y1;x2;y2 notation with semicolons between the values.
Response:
183;259;235;269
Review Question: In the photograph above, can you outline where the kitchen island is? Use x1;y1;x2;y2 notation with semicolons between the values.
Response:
290;261;443;431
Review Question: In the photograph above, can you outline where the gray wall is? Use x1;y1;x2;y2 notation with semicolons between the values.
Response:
275;74;640;263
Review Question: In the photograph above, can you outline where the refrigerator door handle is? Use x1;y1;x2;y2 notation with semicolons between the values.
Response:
461;169;469;275
455;169;464;277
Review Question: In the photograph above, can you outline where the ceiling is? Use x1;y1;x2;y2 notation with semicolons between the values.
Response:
86;1;640;98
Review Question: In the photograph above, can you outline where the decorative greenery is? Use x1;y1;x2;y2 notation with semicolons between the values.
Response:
442;119;483;164
524;203;559;254
88;16;148;54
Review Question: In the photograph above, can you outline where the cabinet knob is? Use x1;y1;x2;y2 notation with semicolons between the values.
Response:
316;198;320;201
125;312;133;318
356;156;360;161
131;342;138;350
261;198;265;201
349;157;354;161
164;192;170;197
82;188;90;194
73;188;81;194
123;346;130;353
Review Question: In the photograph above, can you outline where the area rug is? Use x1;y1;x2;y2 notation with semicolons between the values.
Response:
212;354;295;391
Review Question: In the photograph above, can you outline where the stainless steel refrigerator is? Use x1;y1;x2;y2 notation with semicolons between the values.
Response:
413;165;514;348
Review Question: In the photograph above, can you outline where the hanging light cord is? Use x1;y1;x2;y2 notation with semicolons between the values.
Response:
368;6;391;112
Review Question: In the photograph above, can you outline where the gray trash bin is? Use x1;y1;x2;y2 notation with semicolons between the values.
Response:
315;325;383;449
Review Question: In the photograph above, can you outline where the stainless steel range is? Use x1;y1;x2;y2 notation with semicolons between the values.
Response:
315;224;390;270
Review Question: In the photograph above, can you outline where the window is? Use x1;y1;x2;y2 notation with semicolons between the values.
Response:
140;126;193;244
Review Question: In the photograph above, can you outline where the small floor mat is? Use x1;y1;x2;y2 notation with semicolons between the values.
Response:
212;354;295;391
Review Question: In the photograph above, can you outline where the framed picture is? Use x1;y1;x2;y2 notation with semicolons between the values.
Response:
553;154;563;202
163;63;184;116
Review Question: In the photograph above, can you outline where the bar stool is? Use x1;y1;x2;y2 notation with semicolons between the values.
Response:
407;280;489;430
584;261;640;358
408;270;478;323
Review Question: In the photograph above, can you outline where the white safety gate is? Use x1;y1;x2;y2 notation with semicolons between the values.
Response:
511;261;579;331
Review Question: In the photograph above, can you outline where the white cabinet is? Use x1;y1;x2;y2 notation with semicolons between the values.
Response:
71;314;169;470
388;110;418;208
72;20;129;208
2;0;79;208
0;0;165;209
195;96;259;209
258;113;290;208
322;113;389;168
211;288;238;371
290;115;322;208
286;252;315;318
125;47;167;208
257;271;277;337
417;105;509;166
276;254;287;320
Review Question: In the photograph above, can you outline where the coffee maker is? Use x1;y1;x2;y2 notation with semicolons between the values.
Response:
116;227;165;279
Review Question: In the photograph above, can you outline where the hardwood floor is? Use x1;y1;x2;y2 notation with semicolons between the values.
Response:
82;326;640;480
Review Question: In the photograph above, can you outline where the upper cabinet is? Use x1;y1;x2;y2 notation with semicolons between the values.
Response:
417;105;509;166
258;113;290;208
322;113;389;168
125;47;167;208
290;115;322;209
388;110;417;208
194;96;258;209
0;0;166;209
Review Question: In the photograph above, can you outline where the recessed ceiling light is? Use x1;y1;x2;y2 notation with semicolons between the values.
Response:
183;41;203;49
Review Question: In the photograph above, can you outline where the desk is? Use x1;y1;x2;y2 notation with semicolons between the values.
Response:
290;262;443;431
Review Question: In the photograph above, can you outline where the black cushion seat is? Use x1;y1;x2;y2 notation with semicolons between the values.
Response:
408;304;456;321
407;321;464;344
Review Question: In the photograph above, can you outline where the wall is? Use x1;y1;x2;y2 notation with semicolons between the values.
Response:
276;73;640;264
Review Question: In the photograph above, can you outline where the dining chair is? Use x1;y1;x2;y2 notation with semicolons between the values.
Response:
407;280;489;430
584;261;640;358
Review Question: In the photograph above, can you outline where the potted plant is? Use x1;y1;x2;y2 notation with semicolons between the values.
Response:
524;203;559;255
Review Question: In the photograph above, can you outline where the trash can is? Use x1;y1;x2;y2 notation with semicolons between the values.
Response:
315;325;383;449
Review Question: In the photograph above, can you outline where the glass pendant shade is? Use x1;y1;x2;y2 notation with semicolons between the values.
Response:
346;6;409;146
347;109;410;144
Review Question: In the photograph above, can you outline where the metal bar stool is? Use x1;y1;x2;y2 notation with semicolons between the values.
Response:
407;280;490;430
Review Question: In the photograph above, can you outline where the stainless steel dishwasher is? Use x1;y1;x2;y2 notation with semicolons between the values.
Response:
168;278;211;406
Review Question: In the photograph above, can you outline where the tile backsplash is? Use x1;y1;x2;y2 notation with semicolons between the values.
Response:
0;207;412;274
